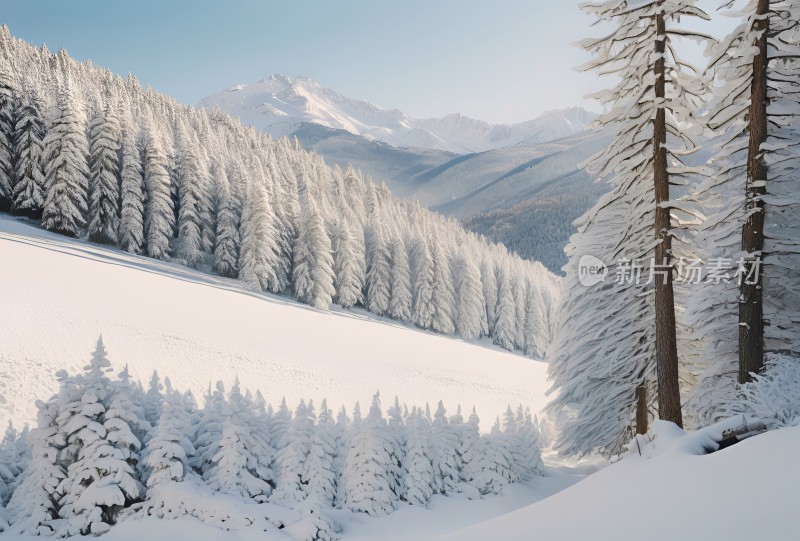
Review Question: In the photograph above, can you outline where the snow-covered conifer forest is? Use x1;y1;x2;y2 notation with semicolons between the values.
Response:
0;338;544;538
1;0;800;539
0;26;559;358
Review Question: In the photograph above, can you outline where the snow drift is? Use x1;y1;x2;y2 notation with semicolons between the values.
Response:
433;420;800;541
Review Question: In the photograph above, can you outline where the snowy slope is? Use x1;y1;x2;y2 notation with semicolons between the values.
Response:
433;421;800;541
422;131;611;218
199;75;595;154
0;215;550;428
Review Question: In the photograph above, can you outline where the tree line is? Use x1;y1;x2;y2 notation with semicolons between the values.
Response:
0;26;559;358
0;338;544;538
547;0;799;456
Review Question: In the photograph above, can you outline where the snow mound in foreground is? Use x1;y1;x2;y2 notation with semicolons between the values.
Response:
433;420;800;541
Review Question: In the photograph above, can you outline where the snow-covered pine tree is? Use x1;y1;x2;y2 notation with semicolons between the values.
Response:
56;338;145;536
385;396;407;501
684;0;800;424
402;408;434;506
332;405;351;509
516;407;543;480
341;393;398;517
524;281;548;359
238;173;283;293
196;150;215;259
430;235;456;335
502;406;526;482
270;397;292;456
0;423;22;505
106;364;150;471
511;269;528;351
191;381;226;477
144;371;164;427
14;425;30;469
293;192;335;310
480;257;497;338
11;84;46;216
6;398;65;535
332;214;365;308
174;128;205;267
86;103;121;244
454;254;484;341
272;399;315;507
364;188;391;316
429;402;460;495
304;399;338;509
493;262;517;351
547;0;712;453
263;144;294;293
412;236;436;330
342;165;366;225
0;54;16;208
41;79;89;236
118;123;145;254
143;129;174;259
388;235;413;321
167;147;181;239
447;405;467;485
757;6;800;366
212;160;240;278
142;388;197;487
201;380;275;502
458;407;486;497
546;187;661;455
481;417;517;494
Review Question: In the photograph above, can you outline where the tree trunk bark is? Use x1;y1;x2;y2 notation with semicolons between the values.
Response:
636;384;648;435
739;0;769;384
653;7;683;427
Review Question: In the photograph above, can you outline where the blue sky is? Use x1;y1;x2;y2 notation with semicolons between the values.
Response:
4;0;732;124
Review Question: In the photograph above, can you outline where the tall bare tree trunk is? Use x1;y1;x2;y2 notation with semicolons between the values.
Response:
653;7;683;427
739;0;769;384
636;384;648;435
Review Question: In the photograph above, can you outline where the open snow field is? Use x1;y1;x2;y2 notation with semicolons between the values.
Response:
0;215;550;428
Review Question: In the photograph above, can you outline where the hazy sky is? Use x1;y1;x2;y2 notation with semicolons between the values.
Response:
4;0;733;124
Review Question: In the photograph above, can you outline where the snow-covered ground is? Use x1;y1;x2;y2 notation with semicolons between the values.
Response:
0;215;549;429
434;420;800;541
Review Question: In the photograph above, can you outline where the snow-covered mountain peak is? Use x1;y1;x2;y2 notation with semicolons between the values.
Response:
200;75;596;154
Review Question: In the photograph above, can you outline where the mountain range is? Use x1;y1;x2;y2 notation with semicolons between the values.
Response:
199;75;595;154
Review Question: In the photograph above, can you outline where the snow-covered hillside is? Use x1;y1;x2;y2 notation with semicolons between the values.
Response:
199;75;595;154
0;216;549;428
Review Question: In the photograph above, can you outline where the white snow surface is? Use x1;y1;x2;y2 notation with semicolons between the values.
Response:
199;75;595;154
433;419;800;541
0;215;549;428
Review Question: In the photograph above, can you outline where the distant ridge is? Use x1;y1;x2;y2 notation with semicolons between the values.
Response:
200;75;596;154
